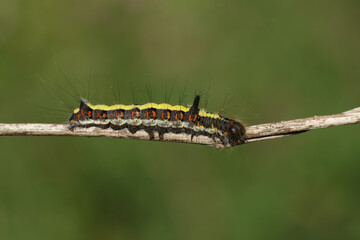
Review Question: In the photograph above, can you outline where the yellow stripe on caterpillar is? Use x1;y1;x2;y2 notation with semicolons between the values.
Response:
85;103;190;112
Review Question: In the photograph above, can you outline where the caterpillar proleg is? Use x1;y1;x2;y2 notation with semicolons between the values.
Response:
69;95;247;147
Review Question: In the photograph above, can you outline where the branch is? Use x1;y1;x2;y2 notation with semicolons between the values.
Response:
0;107;359;149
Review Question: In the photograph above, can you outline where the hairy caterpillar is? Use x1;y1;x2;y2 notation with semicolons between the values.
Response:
69;95;246;147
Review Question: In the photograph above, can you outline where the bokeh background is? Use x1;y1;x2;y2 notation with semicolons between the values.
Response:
0;0;359;239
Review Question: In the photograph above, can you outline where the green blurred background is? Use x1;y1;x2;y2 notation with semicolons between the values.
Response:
0;0;359;239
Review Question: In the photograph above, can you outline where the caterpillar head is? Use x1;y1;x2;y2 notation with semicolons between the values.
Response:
227;121;246;145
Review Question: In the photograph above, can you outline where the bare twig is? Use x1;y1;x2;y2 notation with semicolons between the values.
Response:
0;107;359;149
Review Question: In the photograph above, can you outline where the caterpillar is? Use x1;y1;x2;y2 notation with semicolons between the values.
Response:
69;95;246;147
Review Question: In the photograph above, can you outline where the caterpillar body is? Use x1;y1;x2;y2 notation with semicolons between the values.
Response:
69;95;246;147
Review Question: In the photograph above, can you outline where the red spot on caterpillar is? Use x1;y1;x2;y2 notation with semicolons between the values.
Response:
188;115;192;121
131;112;134;119
103;113;107;118
115;112;118;118
161;113;164;119
136;112;140;118
167;112;171;119
77;114;81;119
146;112;149;119
175;114;178;120
88;111;92;118
120;112;124;117
152;110;156;118
180;112;184;120
193;114;198;122
81;109;84;117
96;113;100;119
